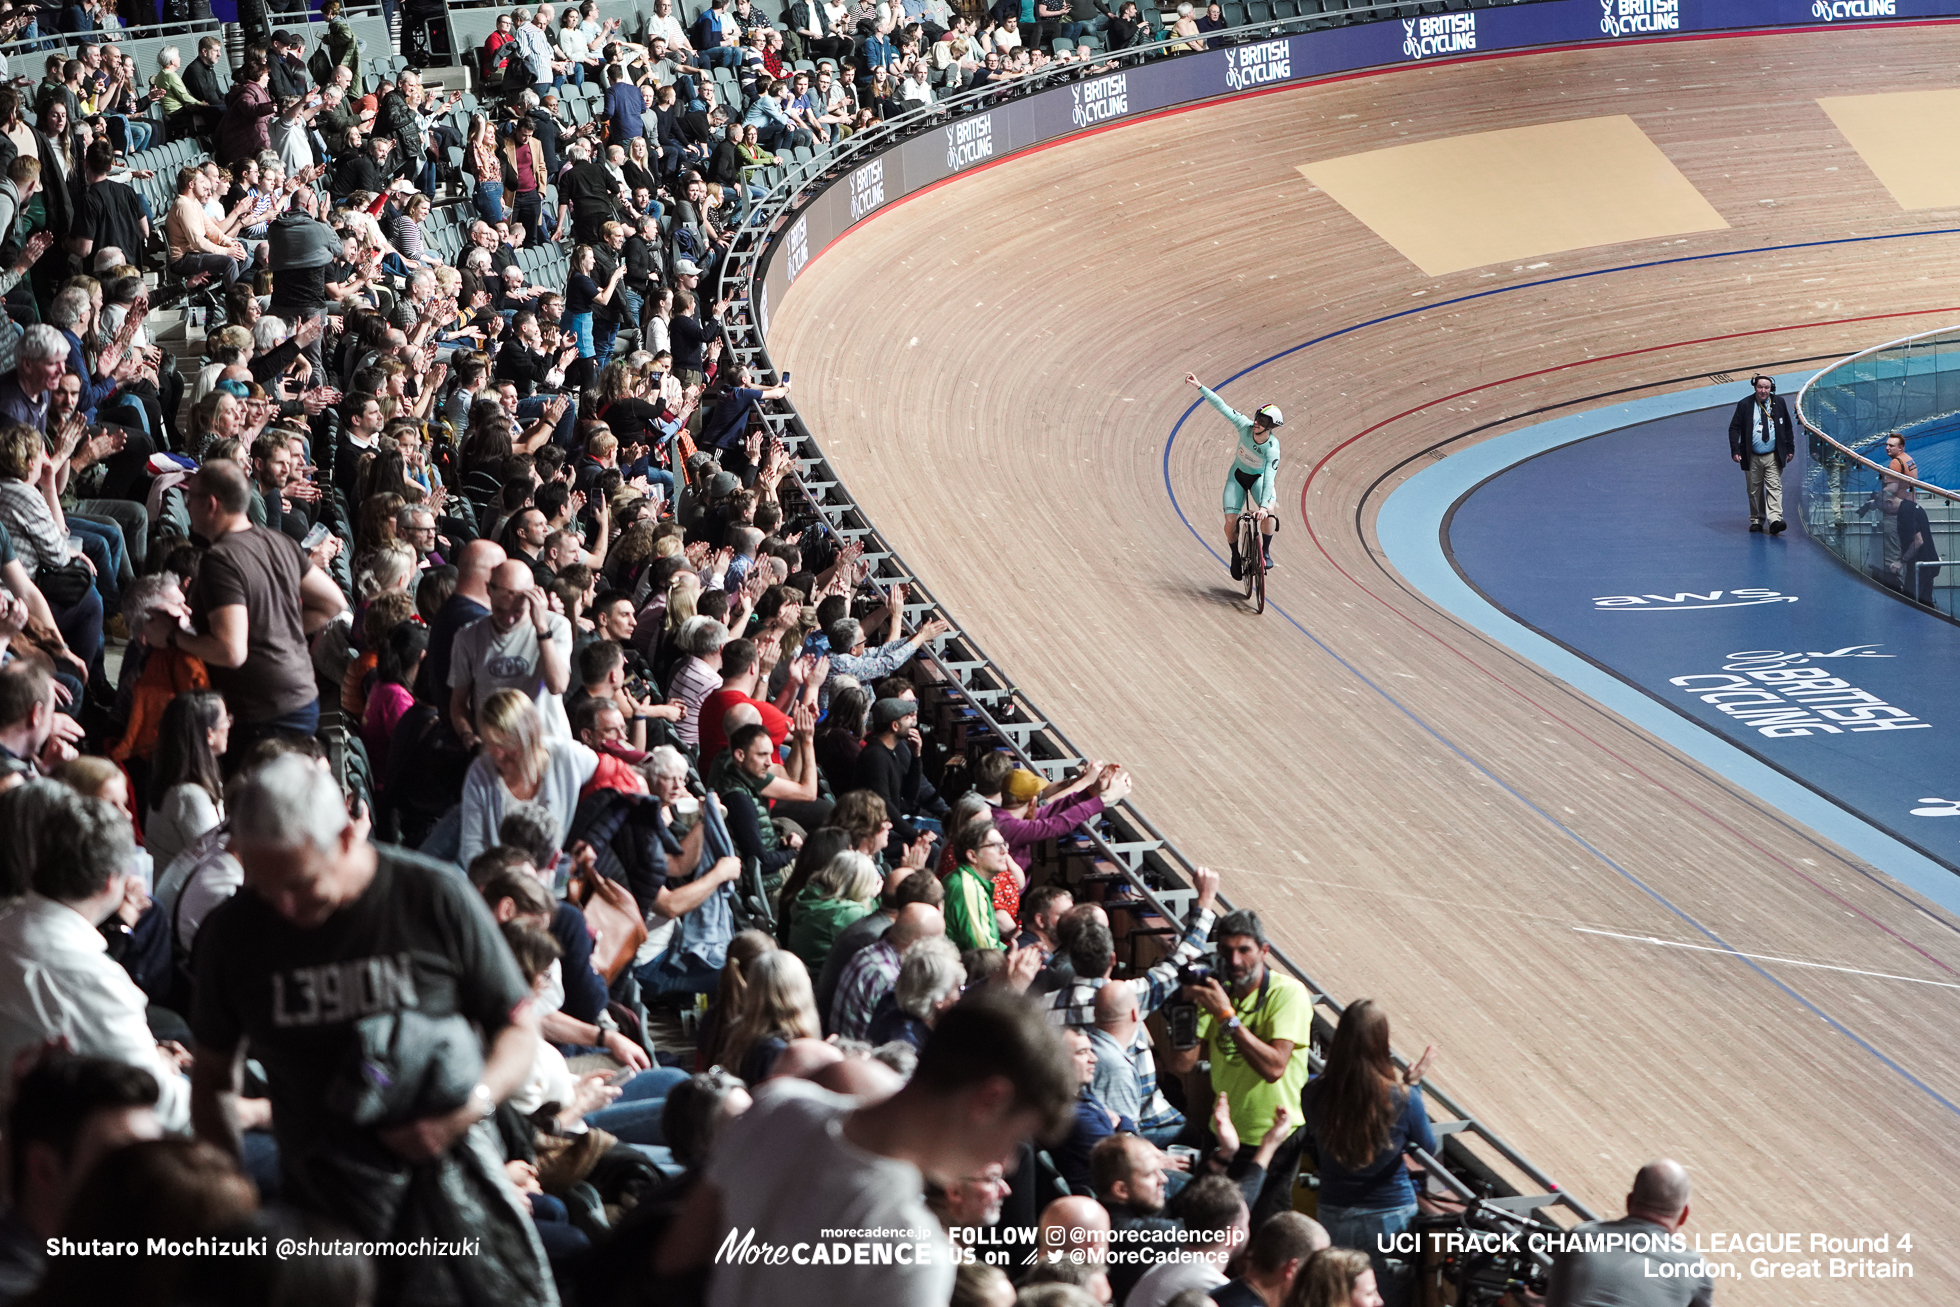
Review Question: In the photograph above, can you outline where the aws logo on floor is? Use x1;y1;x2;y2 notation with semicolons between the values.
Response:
1592;588;1798;611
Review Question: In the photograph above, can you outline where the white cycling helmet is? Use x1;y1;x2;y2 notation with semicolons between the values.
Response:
1254;404;1284;428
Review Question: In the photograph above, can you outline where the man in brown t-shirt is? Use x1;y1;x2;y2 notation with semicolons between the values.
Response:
143;462;346;760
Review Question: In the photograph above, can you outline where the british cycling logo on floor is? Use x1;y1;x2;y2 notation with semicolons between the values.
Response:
1717;646;1894;669
1072;73;1129;127
1224;41;1290;91
1669;654;1927;738
1402;13;1474;59
946;114;995;172
1809;0;1896;18
1599;0;1679;37
1591;588;1796;610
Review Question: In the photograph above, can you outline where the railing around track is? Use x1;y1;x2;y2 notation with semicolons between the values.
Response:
714;1;1606;1247
1797;325;1960;618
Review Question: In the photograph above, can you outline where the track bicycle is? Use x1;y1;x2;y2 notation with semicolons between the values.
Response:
1237;506;1269;614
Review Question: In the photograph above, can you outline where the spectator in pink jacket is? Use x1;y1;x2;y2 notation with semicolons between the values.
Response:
972;750;1132;878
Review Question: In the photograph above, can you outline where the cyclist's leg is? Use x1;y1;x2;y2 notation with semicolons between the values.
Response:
1222;473;1248;558
1257;487;1278;566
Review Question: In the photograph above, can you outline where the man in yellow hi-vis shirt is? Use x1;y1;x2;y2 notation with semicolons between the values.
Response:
1164;909;1312;1226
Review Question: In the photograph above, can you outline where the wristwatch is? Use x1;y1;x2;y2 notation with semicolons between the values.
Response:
1224;1015;1243;1033
468;1082;497;1123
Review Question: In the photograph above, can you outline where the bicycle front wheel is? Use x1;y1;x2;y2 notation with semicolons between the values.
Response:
1240;519;1256;600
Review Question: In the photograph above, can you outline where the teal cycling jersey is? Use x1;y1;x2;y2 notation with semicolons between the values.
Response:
1200;384;1279;511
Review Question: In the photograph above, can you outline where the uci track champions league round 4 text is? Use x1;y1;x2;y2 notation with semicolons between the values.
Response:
1376;1228;1920;1283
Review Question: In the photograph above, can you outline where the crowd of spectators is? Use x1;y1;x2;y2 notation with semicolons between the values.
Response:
0;6;1710;1307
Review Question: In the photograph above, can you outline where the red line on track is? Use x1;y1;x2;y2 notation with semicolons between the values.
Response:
1296;308;1960;977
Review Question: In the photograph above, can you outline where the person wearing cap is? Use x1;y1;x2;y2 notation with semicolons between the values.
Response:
970;749;1126;882
822;583;951;708
266;31;308;102
1184;371;1283;581
853;694;948;843
682;467;749;552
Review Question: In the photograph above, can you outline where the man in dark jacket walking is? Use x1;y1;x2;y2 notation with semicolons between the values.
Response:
1727;373;1795;534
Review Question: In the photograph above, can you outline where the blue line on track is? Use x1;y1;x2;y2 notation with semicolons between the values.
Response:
1159;230;1960;1119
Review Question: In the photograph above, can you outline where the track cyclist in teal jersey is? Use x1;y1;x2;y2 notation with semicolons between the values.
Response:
1185;372;1282;581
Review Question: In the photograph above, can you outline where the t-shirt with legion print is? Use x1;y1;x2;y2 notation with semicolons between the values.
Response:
189;846;530;1156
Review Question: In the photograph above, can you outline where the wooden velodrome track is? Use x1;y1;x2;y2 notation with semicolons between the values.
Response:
769;25;1960;1302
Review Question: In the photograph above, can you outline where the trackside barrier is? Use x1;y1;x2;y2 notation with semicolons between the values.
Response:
713;0;1960;1246
1796;325;1960;618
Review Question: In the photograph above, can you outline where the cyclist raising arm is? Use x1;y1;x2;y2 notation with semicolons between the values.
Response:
1185;372;1283;580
